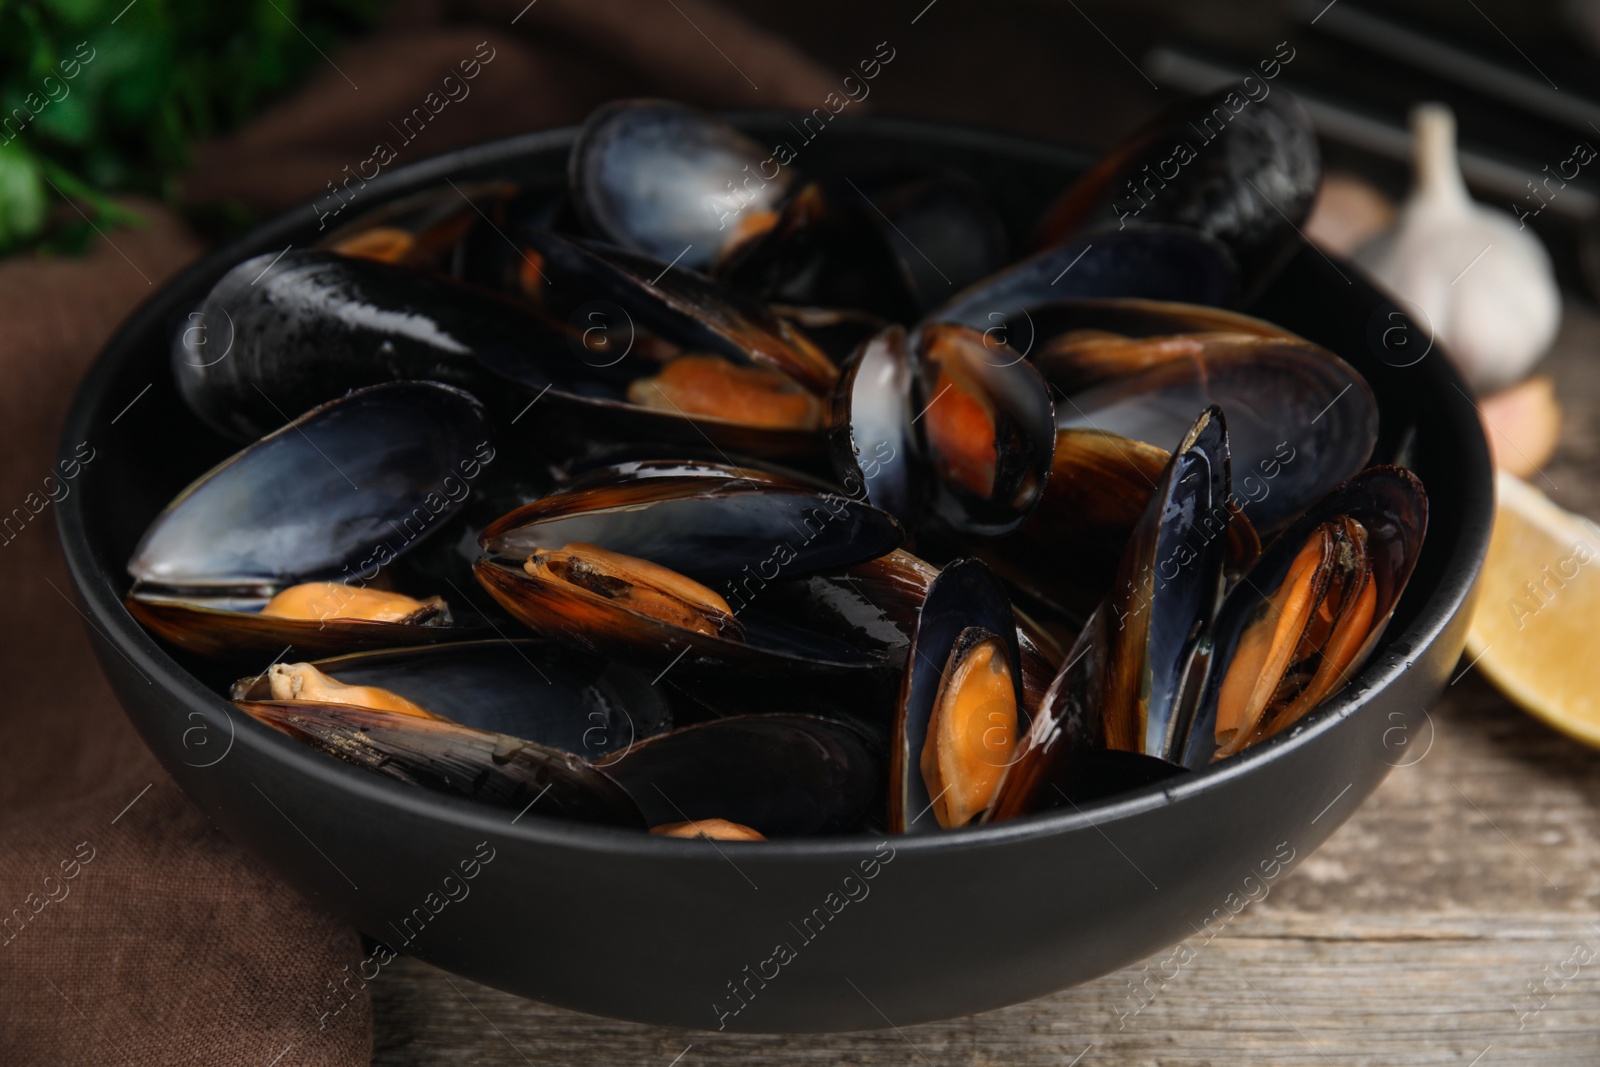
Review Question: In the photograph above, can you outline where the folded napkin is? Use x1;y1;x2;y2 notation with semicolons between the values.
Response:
0;3;836;1063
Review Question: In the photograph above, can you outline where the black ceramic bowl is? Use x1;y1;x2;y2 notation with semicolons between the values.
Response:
57;115;1491;1033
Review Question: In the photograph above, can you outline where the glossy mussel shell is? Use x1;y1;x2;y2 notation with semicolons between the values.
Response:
480;461;901;576
230;640;672;762
828;325;925;526
1183;465;1428;765
517;229;837;393
239;700;645;828
513;229;839;456
476;461;907;678
912;323;1056;536
597;714;879;837
173;250;569;443
126;382;489;661
568;100;793;272
1050;335;1377;531
127;593;461;663
1095;407;1233;761
1036;88;1320;297
890;558;1023;833
987;407;1233;820
1006;297;1297;392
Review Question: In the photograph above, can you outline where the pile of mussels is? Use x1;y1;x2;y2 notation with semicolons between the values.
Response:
127;94;1428;839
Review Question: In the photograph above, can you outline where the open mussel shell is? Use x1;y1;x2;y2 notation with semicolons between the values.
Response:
568;99;793;272
173;250;573;443
1098;406;1233;761
890;558;1024;833
715;174;1006;320
828;326;926;526
913;323;1055;536
927;226;1238;333
1024;298;1298;343
131;382;488;591
1011;297;1298;393
519;228;837;393
127;594;462;663
503;229;840;457
596;714;879;837
315;181;518;270
480;460;903;576
1036;88;1320;298
1052;336;1377;531
1183;466;1429;766
476;461;907;679
177;236;833;455
985;410;1233;820
238;701;644;828
229;640;671;762
126;382;489;660
474;555;909;679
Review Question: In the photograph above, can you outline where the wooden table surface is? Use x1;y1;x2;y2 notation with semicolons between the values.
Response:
371;309;1600;1066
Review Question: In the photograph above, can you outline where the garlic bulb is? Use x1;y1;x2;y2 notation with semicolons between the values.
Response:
1355;104;1560;393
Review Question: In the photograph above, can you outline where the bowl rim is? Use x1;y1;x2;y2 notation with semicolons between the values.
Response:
55;111;1494;862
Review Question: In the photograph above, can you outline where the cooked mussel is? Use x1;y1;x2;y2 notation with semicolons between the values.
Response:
569;99;793;271
827;326;925;526
986;407;1233;819
252;661;442;717
1001;297;1297;393
173;251;572;443
914;323;1056;536
126;383;488;661
239;700;645;827
890;558;1024;832
1093;407;1233;760
229;639;672;761
826;319;1057;538
1185;466;1428;764
475;461;907;678
176;238;835;457
518;229;836;390
512;229;839;452
1036;88;1320;297
1050;335;1377;530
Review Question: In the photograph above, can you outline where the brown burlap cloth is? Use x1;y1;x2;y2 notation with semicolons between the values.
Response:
0;3;835;1062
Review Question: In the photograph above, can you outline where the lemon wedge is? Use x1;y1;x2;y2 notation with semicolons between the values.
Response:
1465;472;1600;743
